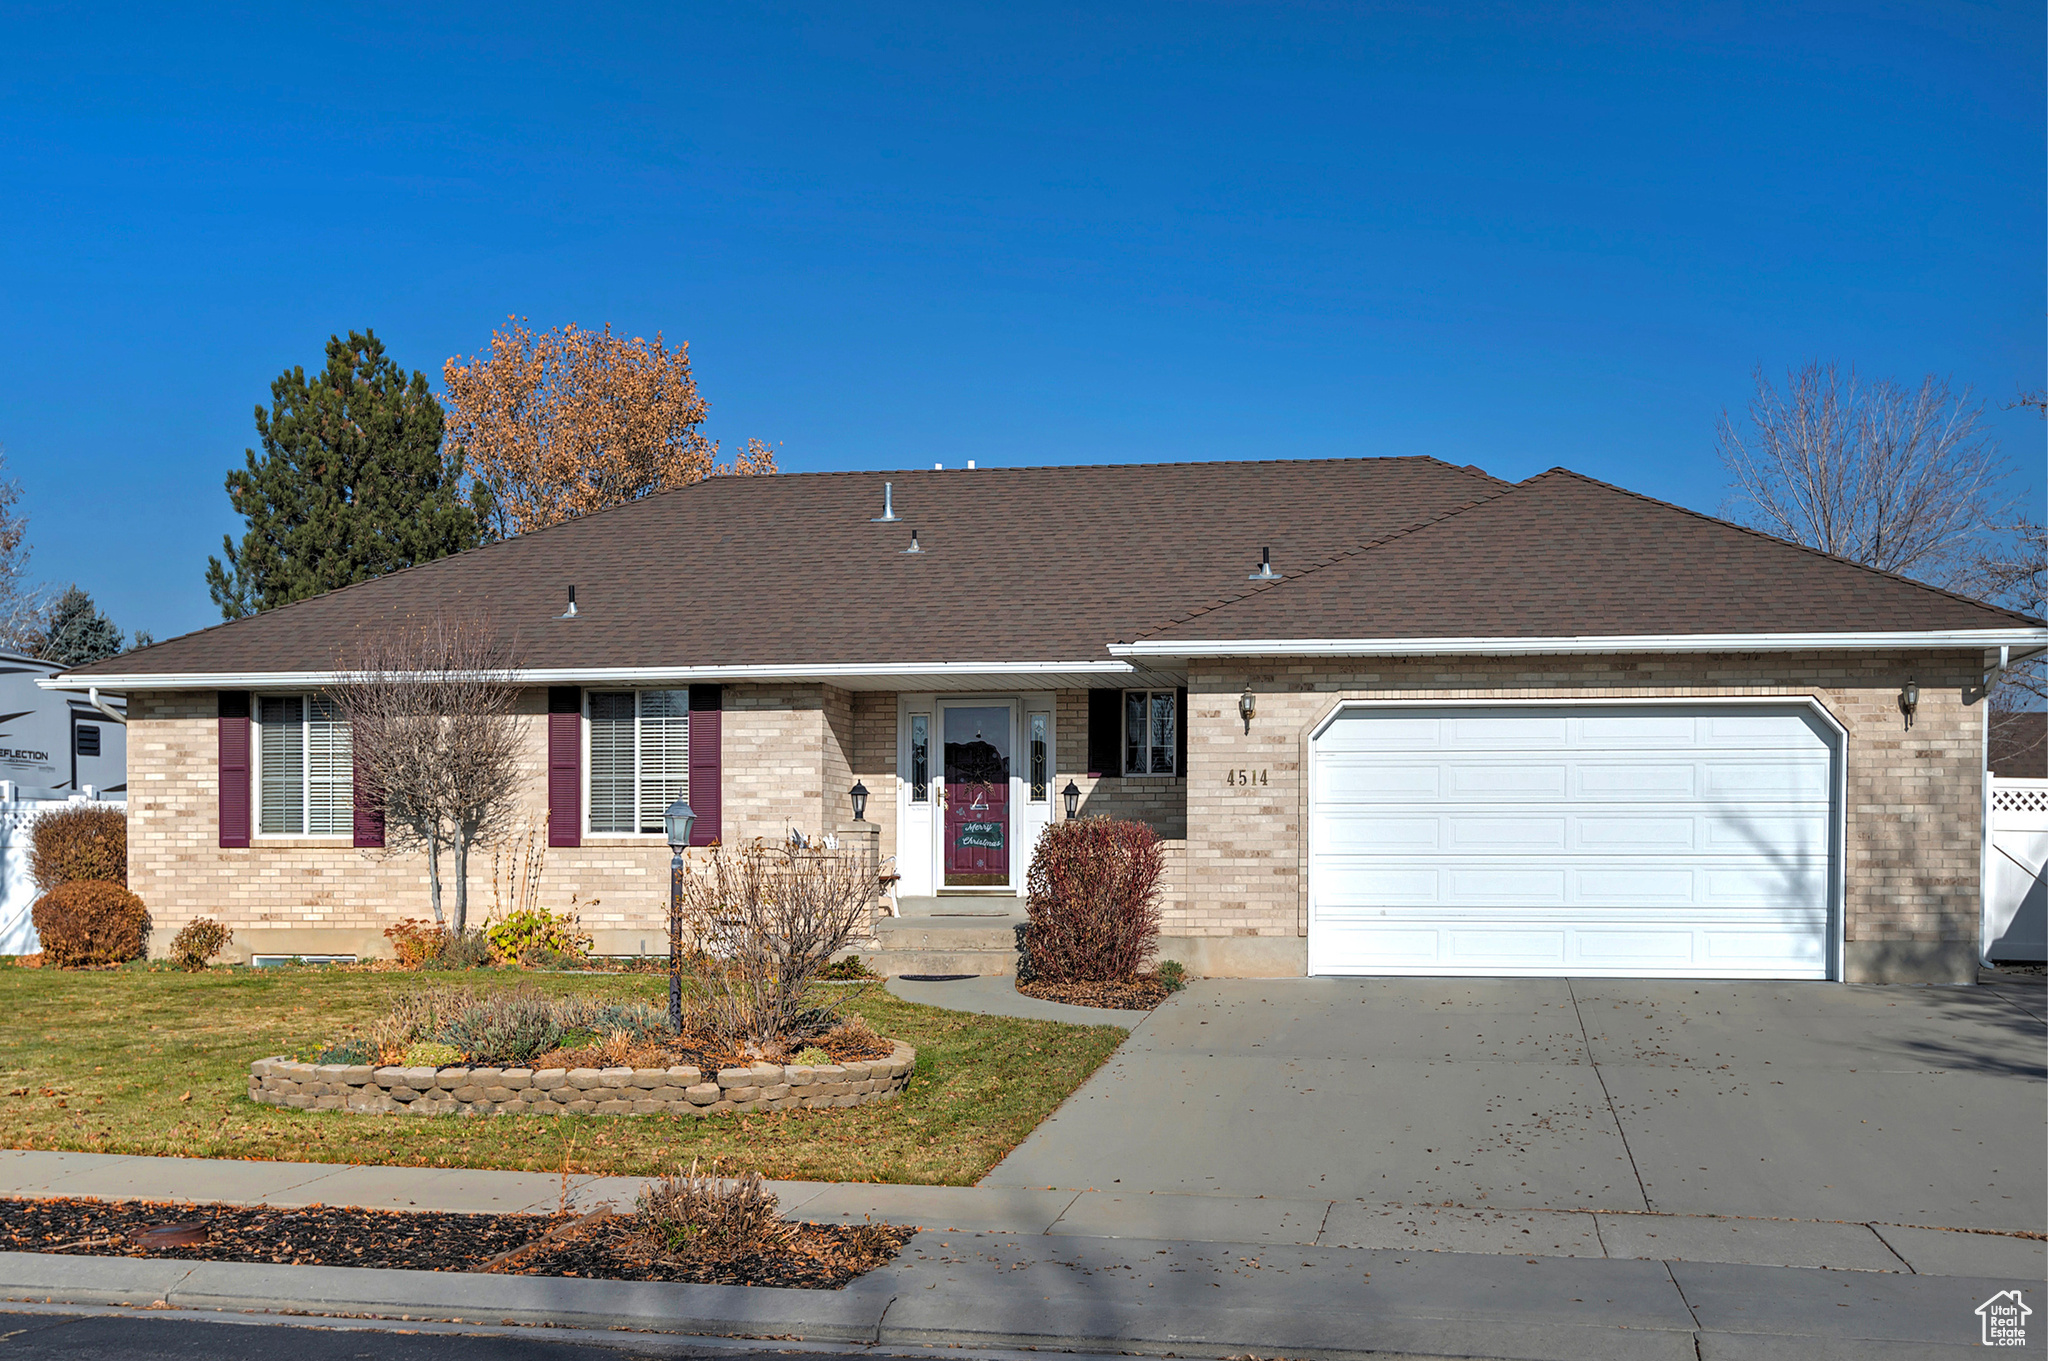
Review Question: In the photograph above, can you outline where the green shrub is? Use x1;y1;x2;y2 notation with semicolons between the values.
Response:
791;1046;832;1066
401;1040;462;1067
1155;959;1187;992
32;881;149;967
332;987;672;1068
29;806;126;891
483;907;591;965
819;954;878;980
169;918;233;971
435;931;496;970
314;1037;375;1064
569;998;668;1038
432;988;565;1065
1023;817;1164;983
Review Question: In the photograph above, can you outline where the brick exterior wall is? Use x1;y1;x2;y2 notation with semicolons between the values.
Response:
1180;651;1986;981
123;654;1987;981
126;684;847;960
849;692;898;864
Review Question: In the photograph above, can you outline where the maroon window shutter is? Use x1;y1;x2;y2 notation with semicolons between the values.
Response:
687;684;722;846
352;750;385;849
218;690;251;848
548;686;582;847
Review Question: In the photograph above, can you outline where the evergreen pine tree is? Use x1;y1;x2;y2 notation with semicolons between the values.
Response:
206;330;489;618
37;586;124;666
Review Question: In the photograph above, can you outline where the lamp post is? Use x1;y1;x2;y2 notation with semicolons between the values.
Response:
1062;779;1080;820
850;780;869;822
664;798;695;1033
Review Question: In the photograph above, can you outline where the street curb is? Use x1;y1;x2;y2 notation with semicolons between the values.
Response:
0;1248;1692;1361
0;1250;892;1343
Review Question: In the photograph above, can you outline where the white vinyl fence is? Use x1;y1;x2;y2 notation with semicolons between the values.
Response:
0;789;126;956
1985;778;2047;964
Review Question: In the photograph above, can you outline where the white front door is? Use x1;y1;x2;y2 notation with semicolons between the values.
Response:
1308;703;1840;978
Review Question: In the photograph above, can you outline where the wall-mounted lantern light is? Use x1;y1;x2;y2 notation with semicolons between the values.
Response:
1062;779;1081;820
850;780;869;822
1238;685;1256;734
1900;678;1919;729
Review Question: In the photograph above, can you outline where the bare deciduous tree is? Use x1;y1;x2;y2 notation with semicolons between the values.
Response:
675;841;875;1041
328;615;526;933
441;319;777;538
1718;363;2014;587
0;445;48;651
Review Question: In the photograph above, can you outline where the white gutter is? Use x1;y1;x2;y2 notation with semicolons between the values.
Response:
85;687;126;725
1111;628;2048;659
38;658;1147;694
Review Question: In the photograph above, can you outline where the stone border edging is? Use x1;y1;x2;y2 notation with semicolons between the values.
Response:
247;1042;914;1117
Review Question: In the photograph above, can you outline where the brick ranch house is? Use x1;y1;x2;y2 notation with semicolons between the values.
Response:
52;457;2048;983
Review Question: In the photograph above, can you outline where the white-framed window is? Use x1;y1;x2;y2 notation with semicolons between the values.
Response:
1122;690;1177;776
588;689;690;834
256;694;353;835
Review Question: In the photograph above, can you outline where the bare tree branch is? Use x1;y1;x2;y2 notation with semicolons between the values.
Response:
327;614;526;933
1718;362;2014;587
0;445;50;651
675;841;876;1042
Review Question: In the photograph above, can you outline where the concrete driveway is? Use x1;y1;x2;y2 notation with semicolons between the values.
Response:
984;977;2047;1234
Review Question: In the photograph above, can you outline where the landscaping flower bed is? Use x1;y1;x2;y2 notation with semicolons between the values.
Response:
248;1043;916;1117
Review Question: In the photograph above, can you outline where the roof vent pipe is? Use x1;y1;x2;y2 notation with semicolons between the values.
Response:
1248;547;1280;582
559;585;578;618
903;529;924;555
872;482;900;522
967;460;976;469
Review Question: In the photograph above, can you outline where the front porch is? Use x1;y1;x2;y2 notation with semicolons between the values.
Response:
839;687;1189;977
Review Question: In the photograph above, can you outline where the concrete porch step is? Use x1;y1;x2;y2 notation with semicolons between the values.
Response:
863;947;1017;978
894;894;1024;918
867;912;1023;978
876;916;1023;953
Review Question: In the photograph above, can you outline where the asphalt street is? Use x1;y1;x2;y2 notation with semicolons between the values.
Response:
0;1310;903;1360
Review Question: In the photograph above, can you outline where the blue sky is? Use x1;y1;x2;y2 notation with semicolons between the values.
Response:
1;2;2041;641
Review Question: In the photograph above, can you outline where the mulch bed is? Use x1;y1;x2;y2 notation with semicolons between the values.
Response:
0;1196;911;1290
1016;977;1171;1010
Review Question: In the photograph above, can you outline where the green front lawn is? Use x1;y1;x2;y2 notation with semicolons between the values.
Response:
0;966;1125;1185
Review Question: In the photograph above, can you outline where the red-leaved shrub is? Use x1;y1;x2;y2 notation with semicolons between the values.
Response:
1023;817;1163;982
32;881;150;968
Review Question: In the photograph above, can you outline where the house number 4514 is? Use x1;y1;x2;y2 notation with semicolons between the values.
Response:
1226;769;1268;787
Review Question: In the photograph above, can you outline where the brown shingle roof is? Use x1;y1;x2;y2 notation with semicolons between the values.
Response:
1134;469;2040;642
69;457;1507;677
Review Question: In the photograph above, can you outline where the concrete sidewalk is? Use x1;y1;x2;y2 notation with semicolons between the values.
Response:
0;1149;2039;1279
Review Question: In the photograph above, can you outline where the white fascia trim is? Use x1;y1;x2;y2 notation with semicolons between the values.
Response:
36;659;1143;693
1112;628;2048;659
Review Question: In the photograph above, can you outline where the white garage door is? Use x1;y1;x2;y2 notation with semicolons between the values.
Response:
1308;705;1838;979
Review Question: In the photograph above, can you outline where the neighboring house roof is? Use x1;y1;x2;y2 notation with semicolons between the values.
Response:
1120;469;2042;653
56;458;2046;688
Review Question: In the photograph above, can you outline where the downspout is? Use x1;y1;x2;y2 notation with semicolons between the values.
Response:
1980;675;1993;970
86;687;126;726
